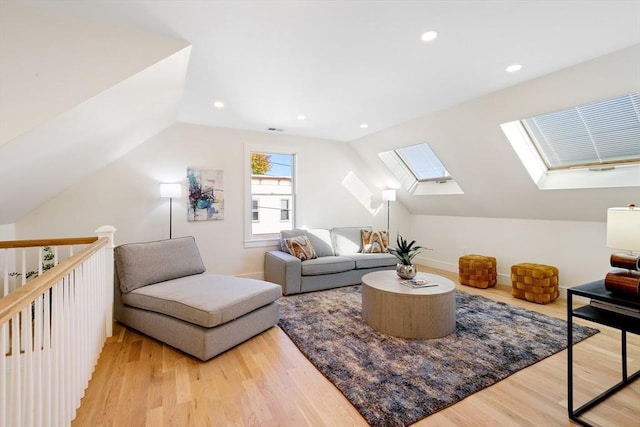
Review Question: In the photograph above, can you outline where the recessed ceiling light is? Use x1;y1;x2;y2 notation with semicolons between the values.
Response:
421;30;438;42
360;123;368;129
506;64;523;73
296;114;306;120
213;101;225;108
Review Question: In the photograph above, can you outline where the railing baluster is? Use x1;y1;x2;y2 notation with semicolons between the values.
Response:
51;284;59;426
23;286;34;427
0;317;7;427
10;313;21;427
0;227;115;427
44;286;52;427
34;293;43;427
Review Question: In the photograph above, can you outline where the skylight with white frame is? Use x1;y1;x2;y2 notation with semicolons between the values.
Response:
395;143;452;182
522;92;640;169
501;92;640;190
378;143;463;195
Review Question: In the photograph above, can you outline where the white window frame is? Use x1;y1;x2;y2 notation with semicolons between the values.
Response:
502;92;640;190
521;92;640;170
501;121;640;190
378;143;463;196
252;198;259;222
244;146;298;248
395;143;452;182
280;198;290;221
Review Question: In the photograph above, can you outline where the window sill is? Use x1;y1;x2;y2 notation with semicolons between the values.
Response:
244;237;280;249
537;163;640;190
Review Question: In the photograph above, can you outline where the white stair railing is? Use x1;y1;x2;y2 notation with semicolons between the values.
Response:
0;226;115;427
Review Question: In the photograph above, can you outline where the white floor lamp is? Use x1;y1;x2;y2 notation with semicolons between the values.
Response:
382;189;396;237
160;183;182;239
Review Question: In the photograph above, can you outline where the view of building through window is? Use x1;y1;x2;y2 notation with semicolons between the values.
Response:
250;152;294;237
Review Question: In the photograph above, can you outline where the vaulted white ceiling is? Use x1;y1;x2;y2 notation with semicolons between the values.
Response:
0;2;191;224
19;0;640;141
1;1;639;225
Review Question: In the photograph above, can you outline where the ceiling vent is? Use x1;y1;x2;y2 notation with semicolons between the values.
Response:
267;127;285;132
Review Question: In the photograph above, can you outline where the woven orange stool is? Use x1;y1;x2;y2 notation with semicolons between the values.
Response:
511;263;559;304
458;254;497;289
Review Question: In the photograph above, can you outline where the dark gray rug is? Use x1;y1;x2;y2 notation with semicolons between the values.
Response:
277;285;598;427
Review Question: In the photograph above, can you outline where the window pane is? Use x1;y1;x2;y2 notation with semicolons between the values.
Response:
252;199;259;221
522;92;640;169
395;143;451;181
280;199;290;221
250;152;294;237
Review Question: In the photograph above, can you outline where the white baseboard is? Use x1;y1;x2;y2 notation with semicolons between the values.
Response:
415;255;512;286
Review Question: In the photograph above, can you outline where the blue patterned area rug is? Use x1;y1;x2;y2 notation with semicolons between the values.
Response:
277;285;598;427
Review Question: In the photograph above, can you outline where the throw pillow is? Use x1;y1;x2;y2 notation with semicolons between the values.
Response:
361;230;388;253
283;235;317;261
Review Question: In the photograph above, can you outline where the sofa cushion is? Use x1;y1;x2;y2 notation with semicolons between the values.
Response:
348;253;398;269
361;229;389;253
280;229;334;257
283;235;317;261
301;256;355;276
121;274;281;328
115;236;206;293
332;226;371;255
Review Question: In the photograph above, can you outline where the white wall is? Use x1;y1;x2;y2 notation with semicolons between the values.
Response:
15;123;409;277
411;215;611;289
0;2;189;145
349;44;640;223
0;224;16;296
0;224;14;241
345;45;639;290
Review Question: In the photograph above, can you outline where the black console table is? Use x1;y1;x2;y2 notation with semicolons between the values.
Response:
567;280;640;426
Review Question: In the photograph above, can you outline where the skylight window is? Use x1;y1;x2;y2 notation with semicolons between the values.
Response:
378;143;463;195
395;143;451;182
501;92;640;190
522;92;640;169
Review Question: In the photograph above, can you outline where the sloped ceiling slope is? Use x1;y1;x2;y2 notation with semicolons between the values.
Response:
0;3;191;224
350;44;640;222
15;0;640;142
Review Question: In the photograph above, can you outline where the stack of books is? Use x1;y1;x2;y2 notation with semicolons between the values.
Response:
400;279;438;288
604;253;640;297
589;299;640;319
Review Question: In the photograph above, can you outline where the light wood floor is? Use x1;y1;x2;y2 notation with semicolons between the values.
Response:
73;267;640;426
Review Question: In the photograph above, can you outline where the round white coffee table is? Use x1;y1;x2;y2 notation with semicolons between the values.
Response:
361;270;456;339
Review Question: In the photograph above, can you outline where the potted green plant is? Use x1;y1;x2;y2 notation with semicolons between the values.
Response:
388;235;425;279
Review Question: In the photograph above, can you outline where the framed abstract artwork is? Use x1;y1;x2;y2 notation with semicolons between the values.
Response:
187;168;224;221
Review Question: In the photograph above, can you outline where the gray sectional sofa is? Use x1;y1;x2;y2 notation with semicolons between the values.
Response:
264;226;397;295
114;236;281;361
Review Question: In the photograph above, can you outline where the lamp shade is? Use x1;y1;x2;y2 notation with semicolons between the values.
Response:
606;205;640;251
382;189;396;202
160;183;182;198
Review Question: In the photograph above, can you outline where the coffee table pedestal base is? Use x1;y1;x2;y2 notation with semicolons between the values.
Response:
362;271;456;339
